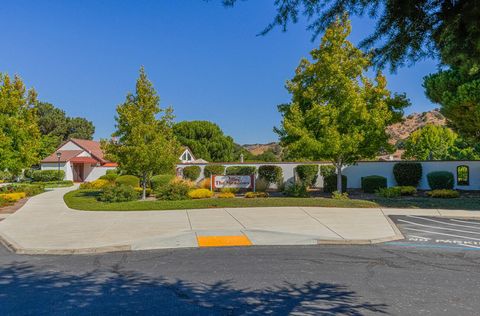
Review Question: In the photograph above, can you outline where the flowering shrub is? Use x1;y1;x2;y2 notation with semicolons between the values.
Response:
245;192;268;198
0;192;26;202
188;189;213;199
217;192;235;198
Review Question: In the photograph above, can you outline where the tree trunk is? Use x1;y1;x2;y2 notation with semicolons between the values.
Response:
336;162;343;193
142;174;147;200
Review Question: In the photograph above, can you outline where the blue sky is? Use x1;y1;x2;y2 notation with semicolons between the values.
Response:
0;0;439;144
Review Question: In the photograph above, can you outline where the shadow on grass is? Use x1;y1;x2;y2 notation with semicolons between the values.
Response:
0;262;387;315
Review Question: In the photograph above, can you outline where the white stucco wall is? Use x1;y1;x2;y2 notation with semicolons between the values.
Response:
177;161;480;191
84;166;117;182
40;162;73;180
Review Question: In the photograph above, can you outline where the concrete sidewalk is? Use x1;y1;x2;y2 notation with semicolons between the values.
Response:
0;186;478;254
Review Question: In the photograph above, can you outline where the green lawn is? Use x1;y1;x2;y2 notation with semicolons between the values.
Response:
64;189;480;211
64;189;378;211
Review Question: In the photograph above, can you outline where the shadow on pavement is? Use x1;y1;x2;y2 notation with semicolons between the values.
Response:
0;261;387;315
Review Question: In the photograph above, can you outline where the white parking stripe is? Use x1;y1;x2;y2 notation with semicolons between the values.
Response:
398;219;480;235
407;215;480;230
404;227;480;243
450;219;480;226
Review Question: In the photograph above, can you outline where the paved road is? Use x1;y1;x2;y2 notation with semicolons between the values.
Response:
1;243;480;315
388;215;480;250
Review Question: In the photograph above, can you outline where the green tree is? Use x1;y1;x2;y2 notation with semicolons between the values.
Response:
66;117;95;140
275;16;407;192
103;67;179;199
403;125;458;160
0;73;41;175
173;121;234;162
224;0;480;70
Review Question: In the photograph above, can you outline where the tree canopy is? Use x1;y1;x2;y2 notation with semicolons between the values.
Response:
224;0;480;71
173;120;234;162
103;67;179;199
276;15;408;192
0;73;41;175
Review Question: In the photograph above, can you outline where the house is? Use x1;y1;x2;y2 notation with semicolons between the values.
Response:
40;139;117;182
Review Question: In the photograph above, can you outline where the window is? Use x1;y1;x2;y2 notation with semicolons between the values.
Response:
457;165;469;186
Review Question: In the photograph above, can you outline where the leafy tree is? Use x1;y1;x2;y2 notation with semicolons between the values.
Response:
275;15;407;192
103;67;179;199
224;0;480;70
403;125;457;160
403;125;480;160
66;117;95;140
173;121;234;162
0;73;41;175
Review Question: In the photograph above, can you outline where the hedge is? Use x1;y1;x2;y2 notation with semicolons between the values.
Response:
203;165;225;178
361;175;387;193
32;170;65;182
296;165;319;187
323;174;347;193
225;166;257;175
150;174;174;190
427;171;454;190
393;162;422;187
182;166;201;181
320;165;335;177
258;165;283;185
115;175;140;188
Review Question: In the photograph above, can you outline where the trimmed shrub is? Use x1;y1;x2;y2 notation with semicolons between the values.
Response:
155;180;190;200
225;166;256;175
0;192;27;202
182;166;201;181
188;188;214;199
393;162;422;187
245;192;269;198
258;165;283;185
203;165;225;178
32;170;65;182
80;179;112;189
320;165;335;177
23;169;36;179
376;187;402;198
426;189;460;198
99;173;118;182
106;169;118;175
398;186;417;196
332;191;349;200
12;184;45;196
361;175;387;193
217;192;235;198
115;175;140;188
323;174;347;193
283;183;309;197
98;185;139;203
427;171;454;190
133;187;152;197
150;174;175;190
220;187;239;194
254;178;269;192
296;165;319;187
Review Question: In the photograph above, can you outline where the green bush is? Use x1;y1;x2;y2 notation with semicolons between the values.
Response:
98;185;139;203
32;170;65;182
320;165;335;177
99;173;118;182
283;183;309;197
150;174;174;190
427;171;454;190
332;191;349;200
323;174;347;193
203;165;225;178
23;169;36;179
220;187;239;194
258;165;283;185
245;192;269;198
0;170;13;181
296;165;319;187
376;187;402;198
106;169;118;175
225;166;257;175
0;184;45;196
115;175;140;188
426;189;460;198
255;178;269;192
155;181;190;200
398;186;417;196
393;162;422;187
182;166;201;181
134;187;153;197
361;175;387;193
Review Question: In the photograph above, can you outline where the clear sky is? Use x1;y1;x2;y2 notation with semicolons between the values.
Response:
0;0;439;144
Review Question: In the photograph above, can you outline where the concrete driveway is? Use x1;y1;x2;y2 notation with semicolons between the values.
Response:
0;186;477;254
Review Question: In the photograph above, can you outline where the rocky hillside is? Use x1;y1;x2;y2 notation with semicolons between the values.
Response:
242;110;447;159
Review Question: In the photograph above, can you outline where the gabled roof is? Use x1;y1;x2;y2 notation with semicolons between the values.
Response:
41;150;84;163
69;138;107;163
41;139;116;166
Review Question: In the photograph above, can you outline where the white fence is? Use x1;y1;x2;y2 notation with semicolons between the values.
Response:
177;160;480;191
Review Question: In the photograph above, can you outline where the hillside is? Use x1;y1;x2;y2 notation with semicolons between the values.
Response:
241;109;447;159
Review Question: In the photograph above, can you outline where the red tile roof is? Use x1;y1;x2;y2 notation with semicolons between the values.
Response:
41;139;115;166
70;138;107;163
41;150;83;163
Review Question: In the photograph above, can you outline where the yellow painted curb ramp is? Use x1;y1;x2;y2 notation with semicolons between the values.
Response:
197;235;252;247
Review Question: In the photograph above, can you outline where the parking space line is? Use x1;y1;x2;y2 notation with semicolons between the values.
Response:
404;227;480;242
398;219;480;235
450;219;480;226
407;215;480;230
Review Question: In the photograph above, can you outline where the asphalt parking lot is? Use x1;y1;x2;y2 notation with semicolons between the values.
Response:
388;215;480;250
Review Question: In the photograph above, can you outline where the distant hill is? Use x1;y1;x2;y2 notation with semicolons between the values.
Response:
241;109;447;160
